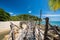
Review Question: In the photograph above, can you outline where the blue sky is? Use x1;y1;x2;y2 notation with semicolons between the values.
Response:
0;0;60;21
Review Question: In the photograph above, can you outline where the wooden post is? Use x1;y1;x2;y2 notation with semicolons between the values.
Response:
44;17;49;40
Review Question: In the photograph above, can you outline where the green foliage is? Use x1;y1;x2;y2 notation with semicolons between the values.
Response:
49;0;60;11
0;8;10;21
18;14;30;21
10;16;20;21
18;14;41;21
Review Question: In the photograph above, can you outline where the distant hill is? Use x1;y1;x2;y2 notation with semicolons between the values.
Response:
10;14;41;21
0;8;41;21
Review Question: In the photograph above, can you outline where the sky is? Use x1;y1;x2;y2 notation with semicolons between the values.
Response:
0;0;60;21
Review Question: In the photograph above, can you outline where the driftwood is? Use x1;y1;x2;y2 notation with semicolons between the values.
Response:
5;17;60;40
48;24;60;40
44;17;49;40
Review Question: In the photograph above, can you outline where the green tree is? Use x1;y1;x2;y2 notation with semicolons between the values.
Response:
49;0;60;10
10;16;20;21
18;14;41;21
0;8;10;21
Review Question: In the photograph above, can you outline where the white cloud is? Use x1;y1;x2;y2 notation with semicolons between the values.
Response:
28;11;31;13
13;14;16;16
49;17;60;21
9;12;14;15
34;14;60;17
9;12;16;16
41;14;60;21
42;14;60;17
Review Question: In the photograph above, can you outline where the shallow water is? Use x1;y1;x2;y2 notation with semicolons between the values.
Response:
36;21;60;27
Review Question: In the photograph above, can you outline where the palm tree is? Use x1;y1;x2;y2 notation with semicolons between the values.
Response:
49;0;60;10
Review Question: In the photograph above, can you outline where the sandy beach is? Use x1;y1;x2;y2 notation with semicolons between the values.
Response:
0;21;20;40
0;21;20;33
